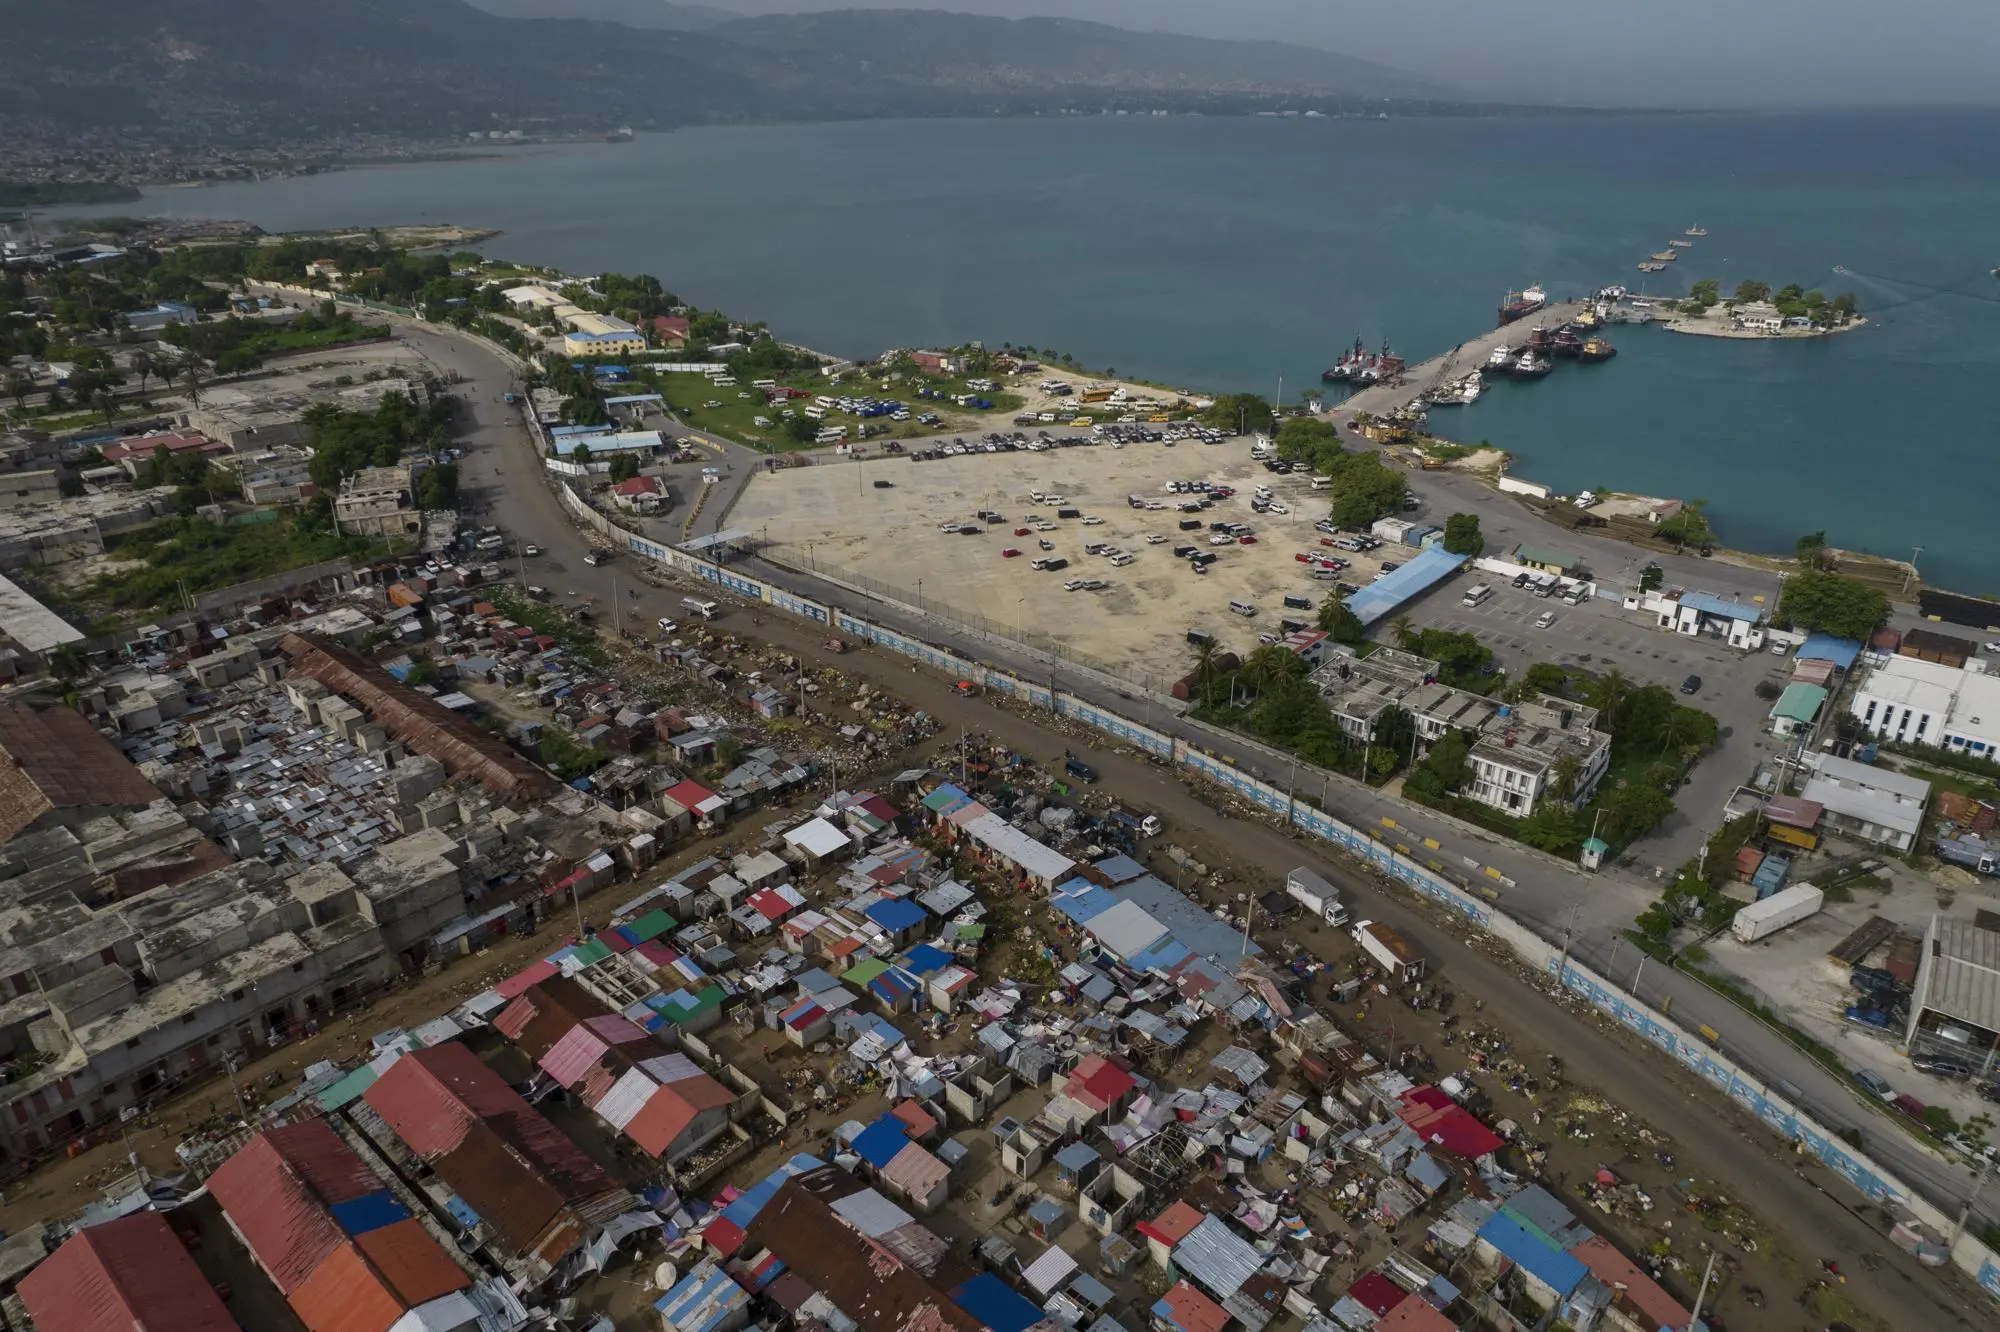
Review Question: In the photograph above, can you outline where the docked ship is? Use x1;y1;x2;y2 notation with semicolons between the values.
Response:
1321;336;1368;382
1497;285;1548;325
1551;328;1585;359
1685;226;1708;237
1511;350;1553;378
1579;338;1617;363
1637;261;1667;272
1669;239;1693;248
1486;344;1519;373
1649;250;1679;262
1425;370;1483;406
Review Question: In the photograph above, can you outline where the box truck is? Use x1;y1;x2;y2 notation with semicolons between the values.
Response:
1352;919;1424;982
1286;866;1349;926
1730;883;1825;943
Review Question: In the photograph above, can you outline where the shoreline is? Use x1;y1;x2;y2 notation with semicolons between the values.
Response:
1661;312;1869;339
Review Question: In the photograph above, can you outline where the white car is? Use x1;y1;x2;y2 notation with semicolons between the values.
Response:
1535;611;1557;629
1210;534;1234;546
657;618;679;632
1080;516;1105;526
523;544;542;557
1267;502;1289;515
1064;579;1086;591
1145;534;1169;544
1986;641;2000;653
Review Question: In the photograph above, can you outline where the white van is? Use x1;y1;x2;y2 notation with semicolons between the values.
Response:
1229;599;1257;617
1310;476;1334;490
1462;584;1493;607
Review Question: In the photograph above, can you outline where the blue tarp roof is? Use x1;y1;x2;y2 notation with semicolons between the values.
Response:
1679;590;1764;623
1055;1140;1102;1171
330;1191;409;1237
865;898;927;933
953;1272;1049;1332
853;1114;913;1168
1477;1213;1587;1296
901;943;952;975
1344;546;1468;627
720;1155;824;1229
1797;633;1862;668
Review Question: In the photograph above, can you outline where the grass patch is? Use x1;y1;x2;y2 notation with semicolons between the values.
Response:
644;363;1026;453
77;515;389;615
489;587;607;666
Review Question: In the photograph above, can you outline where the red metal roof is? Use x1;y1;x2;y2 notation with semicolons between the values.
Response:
1567;1235;1692;1331
288;1240;405;1332
354;1218;472;1308
1158;1281;1228;1332
207;1128;352;1293
495;959;559;999
1395;1089;1505;1160
1136;1201;1205;1247
1346;1271;1408;1316
663;778;715;809
18;1212;240;1332
363;1044;620;1261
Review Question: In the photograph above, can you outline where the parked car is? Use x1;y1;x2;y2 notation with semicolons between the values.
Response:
1913;1054;1974;1079
1064;755;1100;783
1534;611;1557;630
1681;674;1703;695
1892;1093;1929;1124
1001;548;1023;558
522;544;542;557
1854;1068;1895;1099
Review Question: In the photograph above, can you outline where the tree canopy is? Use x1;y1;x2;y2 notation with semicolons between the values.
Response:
1441;512;1483;557
1199;393;1274;436
1325;453;1408;529
1777;570;1890;640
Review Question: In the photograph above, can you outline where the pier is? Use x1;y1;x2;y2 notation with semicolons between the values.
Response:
1321;299;1591;420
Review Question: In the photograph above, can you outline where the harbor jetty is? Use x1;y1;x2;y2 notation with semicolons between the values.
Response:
1320;299;1591;421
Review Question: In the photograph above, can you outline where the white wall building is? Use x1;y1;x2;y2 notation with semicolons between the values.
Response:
1847;654;2000;757
1665;591;1766;651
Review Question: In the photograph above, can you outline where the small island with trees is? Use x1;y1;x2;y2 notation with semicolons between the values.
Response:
1662;278;1864;339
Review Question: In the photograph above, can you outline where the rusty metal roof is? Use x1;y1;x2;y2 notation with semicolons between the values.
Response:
18;1211;241;1332
0;701;164;842
745;1169;983;1332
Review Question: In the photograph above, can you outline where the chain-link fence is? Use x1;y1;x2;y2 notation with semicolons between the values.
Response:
760;543;1180;696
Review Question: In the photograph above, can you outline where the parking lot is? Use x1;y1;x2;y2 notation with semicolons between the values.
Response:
732;438;1416;683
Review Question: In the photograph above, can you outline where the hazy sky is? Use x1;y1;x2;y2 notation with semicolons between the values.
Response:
701;0;2000;108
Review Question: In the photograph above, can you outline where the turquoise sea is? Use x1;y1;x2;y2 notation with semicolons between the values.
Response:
68;111;2000;590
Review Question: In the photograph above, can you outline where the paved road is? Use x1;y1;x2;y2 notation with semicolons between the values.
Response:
400;319;2000;1246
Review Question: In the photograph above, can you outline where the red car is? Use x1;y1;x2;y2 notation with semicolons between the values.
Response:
1294;552;1312;563
1319;536;1340;547
1014;527;1032;537
1001;548;1023;558
1238;535;1258;545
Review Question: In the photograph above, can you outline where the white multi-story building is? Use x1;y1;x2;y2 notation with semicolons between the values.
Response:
1847;654;2000;757
1465;696;1612;818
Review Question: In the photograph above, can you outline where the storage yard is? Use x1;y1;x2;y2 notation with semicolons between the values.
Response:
734;442;1427;684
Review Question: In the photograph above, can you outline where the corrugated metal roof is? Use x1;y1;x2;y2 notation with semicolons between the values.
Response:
18;1212;241;1332
539;1023;618;1087
1021;1243;1079;1295
879;1141;950;1199
638;1052;705;1085
597;1067;659;1130
208;1130;349;1294
355;1219;473;1309
363;1044;624;1262
1084;899;1168;962
1476;1213;1586;1296
1173;1216;1262;1299
625;1083;702;1158
828;1187;914;1237
289;1241;407;1332
1921;917;2000;1034
656;1261;753;1332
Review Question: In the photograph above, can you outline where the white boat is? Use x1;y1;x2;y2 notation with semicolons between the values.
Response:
1459;372;1483;403
1685;226;1708;237
1486;344;1517;369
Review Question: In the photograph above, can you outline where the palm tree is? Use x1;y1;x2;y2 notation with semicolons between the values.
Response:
93;389;117;426
45;644;88;695
4;371;31;412
1549;751;1583;803
1589;668;1634;734
1189;638;1221;706
179;359;204;406
1390;614;1420;651
130;349;154;395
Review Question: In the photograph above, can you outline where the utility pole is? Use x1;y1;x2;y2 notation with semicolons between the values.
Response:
1948;1152;1998;1250
960;727;968;786
1687;1251;1719;1326
1556;902;1582;987
1284;753;1299;829
1238;893;1254;959
222;1055;250;1124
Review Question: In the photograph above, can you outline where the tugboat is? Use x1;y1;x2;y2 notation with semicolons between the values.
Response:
1321;335;1366;382
1525;325;1554;355
1486;344;1519;373
1579;338;1617;363
1511;349;1553;379
1649;250;1679;263
1497;285;1548;325
1351;338;1406;386
1551;328;1585;359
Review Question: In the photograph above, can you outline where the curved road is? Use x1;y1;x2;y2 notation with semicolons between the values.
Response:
393;321;2000;1311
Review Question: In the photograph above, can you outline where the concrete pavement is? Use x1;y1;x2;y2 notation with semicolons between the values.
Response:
403;316;1999;1240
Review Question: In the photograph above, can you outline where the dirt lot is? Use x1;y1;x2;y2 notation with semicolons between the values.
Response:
733;443;1410;683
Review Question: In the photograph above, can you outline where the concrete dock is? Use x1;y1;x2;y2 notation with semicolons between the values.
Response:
1322;299;1592;420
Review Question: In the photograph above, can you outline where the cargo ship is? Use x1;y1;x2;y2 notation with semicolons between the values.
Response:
1497;285;1548;325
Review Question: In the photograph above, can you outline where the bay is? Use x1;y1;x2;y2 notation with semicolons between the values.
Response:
76;111;2000;591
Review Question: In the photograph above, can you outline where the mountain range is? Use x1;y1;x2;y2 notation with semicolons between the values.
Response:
0;0;1451;155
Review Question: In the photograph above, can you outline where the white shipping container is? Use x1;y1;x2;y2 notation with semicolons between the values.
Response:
1731;883;1825;943
1371;517;1416;543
